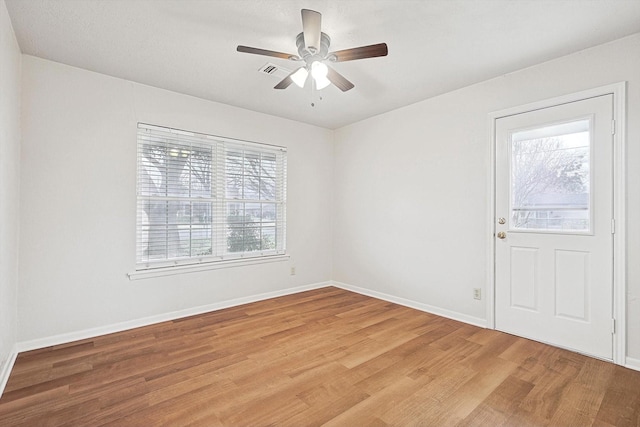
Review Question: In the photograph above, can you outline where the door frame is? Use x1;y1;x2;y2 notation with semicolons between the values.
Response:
487;82;627;365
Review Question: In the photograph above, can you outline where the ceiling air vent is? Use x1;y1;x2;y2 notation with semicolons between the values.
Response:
260;64;278;75
258;63;291;80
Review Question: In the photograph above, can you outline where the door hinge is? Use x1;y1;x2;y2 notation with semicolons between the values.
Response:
612;318;616;334
611;218;616;234
612;119;616;135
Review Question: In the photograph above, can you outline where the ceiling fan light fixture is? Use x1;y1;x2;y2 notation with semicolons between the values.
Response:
314;74;331;90
311;61;330;90
311;61;328;79
291;67;309;87
313;77;331;90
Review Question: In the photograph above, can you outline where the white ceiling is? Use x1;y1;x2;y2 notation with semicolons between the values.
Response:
6;0;640;129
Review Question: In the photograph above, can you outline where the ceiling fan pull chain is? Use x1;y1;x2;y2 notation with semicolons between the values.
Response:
308;78;323;107
309;78;317;107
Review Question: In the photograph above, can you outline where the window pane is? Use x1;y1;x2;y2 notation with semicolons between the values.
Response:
262;227;276;250
137;200;166;261
140;200;168;260
227;226;245;253
167;201;190;258
138;143;168;196
262;203;276;221
243;175;260;200
225;150;243;175
189;146;212;198
191;202;212;257
225;175;243;199
166;142;192;197
245;203;261;222
261;153;277;178
227;203;244;223
243;226;262;251
260;177;276;200
145;226;168;260
244;151;261;176
511;120;590;231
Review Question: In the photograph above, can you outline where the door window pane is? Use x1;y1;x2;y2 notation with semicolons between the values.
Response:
511;119;590;231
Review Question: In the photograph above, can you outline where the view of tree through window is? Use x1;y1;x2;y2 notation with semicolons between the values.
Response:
510;120;590;231
136;125;286;268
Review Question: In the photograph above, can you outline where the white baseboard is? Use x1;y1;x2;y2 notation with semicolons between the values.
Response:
17;281;331;353
0;344;19;397
331;281;488;328
626;356;640;372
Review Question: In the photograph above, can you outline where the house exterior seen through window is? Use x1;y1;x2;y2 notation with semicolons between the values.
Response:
510;119;590;232
136;124;287;270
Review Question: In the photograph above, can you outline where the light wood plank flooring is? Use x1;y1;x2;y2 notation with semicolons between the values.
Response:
1;287;639;426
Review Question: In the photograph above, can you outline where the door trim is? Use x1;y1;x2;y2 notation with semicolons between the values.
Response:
487;82;627;365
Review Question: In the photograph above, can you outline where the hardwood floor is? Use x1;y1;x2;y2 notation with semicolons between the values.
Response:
1;287;639;426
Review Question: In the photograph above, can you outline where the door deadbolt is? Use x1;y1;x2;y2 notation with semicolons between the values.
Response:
498;217;506;224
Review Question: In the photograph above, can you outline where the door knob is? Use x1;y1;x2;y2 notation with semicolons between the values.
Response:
497;231;507;239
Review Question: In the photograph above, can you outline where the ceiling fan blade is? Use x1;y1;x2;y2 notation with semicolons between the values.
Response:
301;9;322;53
326;66;354;92
274;67;304;90
237;45;299;61
329;43;388;62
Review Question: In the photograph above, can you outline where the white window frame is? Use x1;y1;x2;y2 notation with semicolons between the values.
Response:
131;123;287;279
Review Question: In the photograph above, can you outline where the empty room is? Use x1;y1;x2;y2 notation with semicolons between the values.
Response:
1;0;640;425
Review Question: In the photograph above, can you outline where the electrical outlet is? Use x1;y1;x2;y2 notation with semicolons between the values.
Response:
290;267;296;275
473;288;482;300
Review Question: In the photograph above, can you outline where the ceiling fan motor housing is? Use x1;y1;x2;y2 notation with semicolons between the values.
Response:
296;32;332;64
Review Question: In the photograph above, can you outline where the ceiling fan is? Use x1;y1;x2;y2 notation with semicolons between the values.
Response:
237;9;388;92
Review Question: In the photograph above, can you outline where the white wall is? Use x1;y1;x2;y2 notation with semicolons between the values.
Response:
0;0;21;385
17;56;334;344
333;34;640;359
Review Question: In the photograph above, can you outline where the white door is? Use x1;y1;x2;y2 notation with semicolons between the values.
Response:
495;95;614;360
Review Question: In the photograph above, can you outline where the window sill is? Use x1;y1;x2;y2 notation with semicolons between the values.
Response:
128;254;290;281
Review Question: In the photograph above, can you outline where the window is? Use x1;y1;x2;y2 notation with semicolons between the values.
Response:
136;124;286;270
510;119;590;232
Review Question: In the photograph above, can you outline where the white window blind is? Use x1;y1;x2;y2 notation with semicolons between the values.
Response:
136;124;287;270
